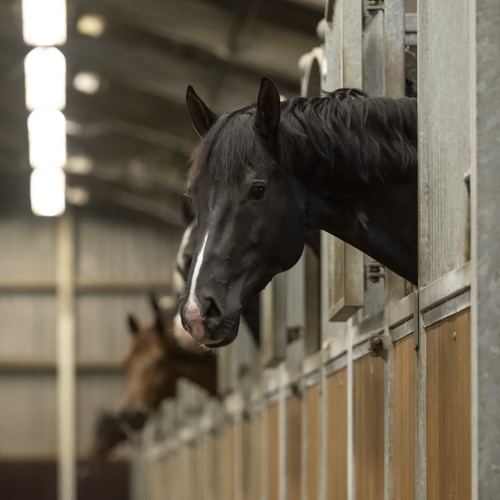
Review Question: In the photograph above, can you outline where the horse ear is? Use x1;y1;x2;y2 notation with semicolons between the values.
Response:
150;295;164;338
254;76;281;143
128;315;139;335
186;85;218;138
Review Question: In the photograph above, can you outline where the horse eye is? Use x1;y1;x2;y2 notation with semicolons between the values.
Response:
249;185;266;201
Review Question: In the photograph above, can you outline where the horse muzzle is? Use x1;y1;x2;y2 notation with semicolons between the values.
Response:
180;294;240;347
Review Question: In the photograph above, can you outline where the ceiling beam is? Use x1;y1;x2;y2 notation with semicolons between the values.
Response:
75;0;318;88
68;174;184;227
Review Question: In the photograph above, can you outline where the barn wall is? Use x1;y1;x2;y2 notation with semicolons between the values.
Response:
0;203;180;500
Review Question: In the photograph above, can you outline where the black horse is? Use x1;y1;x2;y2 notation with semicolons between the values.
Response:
180;77;417;347
175;216;321;347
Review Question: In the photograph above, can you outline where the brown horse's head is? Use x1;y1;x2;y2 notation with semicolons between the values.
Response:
120;297;215;430
120;299;175;430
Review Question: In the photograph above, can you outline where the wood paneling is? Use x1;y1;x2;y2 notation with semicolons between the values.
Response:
268;403;280;500
394;335;416;500
242;419;251;500
427;309;471;500
326;368;347;500
354;354;385;500
201;434;216;500
286;395;302;500
249;413;262;500
217;426;235;500
306;384;320;500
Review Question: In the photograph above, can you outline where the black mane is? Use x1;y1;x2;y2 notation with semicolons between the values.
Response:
189;89;418;188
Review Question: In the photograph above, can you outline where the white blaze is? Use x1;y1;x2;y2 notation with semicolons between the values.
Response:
176;221;196;273
185;232;209;340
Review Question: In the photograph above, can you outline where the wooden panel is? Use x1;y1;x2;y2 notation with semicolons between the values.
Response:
394;335;416;500
354;354;385;500
242;420;251;500
326;368;347;500
249;413;262;500
193;440;204;500
268;403;280;500
286;395;302;500
306;384;320;500
150;459;163;500
216;426;235;500
427;309;471;500
215;430;226;500
201;434;216;500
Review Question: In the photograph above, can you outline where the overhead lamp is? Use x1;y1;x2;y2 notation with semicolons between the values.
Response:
66;186;90;206
66;155;93;175
73;72;101;95
28;110;67;169
76;15;105;37
30;168;66;216
22;0;66;46
25;47;66;111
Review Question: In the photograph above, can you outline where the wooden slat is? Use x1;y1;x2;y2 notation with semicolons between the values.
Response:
286;395;302;500
201;434;216;500
215;430;225;500
242;419;251;500
306;384;320;500
394;335;416;500
354;354;385;500
249;413;262;500
268;403;280;500
326;368;347;500
426;309;471;500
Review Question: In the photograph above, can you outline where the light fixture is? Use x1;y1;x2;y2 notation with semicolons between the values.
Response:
28;110;67;169
72;72;101;95
65;155;93;175
25;47;66;110
22;0;66;46
65;186;90;206
76;15;105;37
30;168;66;216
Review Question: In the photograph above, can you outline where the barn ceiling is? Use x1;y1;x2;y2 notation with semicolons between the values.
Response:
0;0;323;225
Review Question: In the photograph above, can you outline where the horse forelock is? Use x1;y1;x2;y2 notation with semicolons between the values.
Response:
189;108;262;188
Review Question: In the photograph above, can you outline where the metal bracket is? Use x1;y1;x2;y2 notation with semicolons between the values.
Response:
367;260;386;283
368;335;385;357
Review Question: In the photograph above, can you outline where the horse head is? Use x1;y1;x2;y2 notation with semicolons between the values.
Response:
180;77;418;347
179;78;308;346
120;298;175;430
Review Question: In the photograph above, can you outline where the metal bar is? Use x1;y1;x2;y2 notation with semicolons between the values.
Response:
384;0;406;98
56;211;76;500
471;1;500;497
421;290;471;328
0;360;124;374
0;281;171;294
419;262;471;312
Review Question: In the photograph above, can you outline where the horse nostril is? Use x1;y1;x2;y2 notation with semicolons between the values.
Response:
200;297;222;320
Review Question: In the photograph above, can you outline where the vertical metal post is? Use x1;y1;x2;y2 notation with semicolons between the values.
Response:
56;210;76;500
471;0;500;498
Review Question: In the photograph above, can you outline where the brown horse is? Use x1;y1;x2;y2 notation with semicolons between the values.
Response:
81;297;217;472
120;297;217;428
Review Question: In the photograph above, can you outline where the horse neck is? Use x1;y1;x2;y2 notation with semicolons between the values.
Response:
297;97;418;283
171;357;217;396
